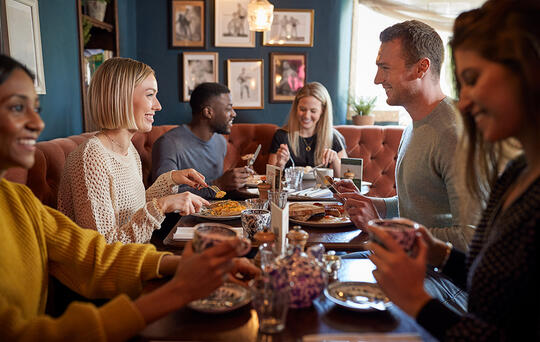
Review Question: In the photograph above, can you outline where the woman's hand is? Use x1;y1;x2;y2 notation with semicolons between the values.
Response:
322;148;339;167
172;168;208;189
226;257;261;286
275;144;290;168
158;192;209;215
365;225;432;318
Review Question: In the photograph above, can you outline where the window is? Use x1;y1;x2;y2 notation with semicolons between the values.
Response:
348;1;484;125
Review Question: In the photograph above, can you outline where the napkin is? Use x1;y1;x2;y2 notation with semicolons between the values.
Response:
173;227;243;240
302;333;422;342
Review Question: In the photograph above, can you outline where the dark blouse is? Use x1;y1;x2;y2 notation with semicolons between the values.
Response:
417;154;540;341
269;128;346;168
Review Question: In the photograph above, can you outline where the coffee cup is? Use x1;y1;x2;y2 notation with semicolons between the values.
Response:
192;223;251;256
367;218;420;255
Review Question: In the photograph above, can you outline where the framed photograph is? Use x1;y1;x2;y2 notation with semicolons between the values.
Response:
263;9;314;47
0;0;46;94
171;0;205;48
227;59;263;109
182;52;218;102
270;52;306;102
214;0;255;47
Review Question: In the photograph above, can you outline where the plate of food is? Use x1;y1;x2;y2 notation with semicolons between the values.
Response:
188;282;252;313
289;202;353;227
192;200;247;220
245;174;266;187
324;281;391;312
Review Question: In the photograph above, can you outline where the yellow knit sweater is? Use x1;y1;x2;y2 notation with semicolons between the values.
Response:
0;178;170;341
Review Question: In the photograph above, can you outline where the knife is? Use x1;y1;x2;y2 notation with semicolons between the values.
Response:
247;144;262;168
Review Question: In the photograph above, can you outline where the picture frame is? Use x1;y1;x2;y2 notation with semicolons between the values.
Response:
263;9;314;47
270;52;306;103
0;0;46;94
182;52;218;102
214;0;255;47
227;59;263;109
171;0;205;48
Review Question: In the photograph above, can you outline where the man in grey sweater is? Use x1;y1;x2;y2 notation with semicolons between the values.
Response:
339;20;477;251
152;83;252;198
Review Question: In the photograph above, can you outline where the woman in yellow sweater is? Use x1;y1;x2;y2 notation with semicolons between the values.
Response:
0;54;258;341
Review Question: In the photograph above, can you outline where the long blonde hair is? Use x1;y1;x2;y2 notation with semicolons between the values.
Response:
284;82;335;165
88;57;155;130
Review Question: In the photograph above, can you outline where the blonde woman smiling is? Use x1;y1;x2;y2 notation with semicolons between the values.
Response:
268;82;347;175
58;57;209;244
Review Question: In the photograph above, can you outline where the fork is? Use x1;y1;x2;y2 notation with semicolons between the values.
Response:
208;185;226;199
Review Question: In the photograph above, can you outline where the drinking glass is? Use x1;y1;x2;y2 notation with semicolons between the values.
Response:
268;190;288;209
245;198;269;210
284;167;304;191
251;278;290;334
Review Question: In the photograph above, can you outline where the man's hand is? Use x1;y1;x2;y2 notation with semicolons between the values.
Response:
341;193;381;230
226;257;261;286
214;167;252;190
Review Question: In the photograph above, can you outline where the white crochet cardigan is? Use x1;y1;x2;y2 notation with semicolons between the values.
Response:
58;136;178;244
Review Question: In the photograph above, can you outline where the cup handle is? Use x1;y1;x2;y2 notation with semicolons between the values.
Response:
236;237;252;256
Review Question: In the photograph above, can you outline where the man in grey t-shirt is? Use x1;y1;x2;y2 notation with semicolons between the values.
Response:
152;83;251;198
339;21;478;251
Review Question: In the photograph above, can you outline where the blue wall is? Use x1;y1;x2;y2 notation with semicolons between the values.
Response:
38;0;82;141
136;0;352;127
35;0;352;139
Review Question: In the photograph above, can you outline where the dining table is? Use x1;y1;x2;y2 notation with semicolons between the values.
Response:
132;258;436;342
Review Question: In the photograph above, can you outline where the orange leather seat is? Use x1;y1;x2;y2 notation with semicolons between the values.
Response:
4;124;403;208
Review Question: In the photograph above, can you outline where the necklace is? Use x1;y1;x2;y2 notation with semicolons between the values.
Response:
103;132;126;153
301;136;313;152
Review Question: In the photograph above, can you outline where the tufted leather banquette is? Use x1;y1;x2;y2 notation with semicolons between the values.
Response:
4;124;403;208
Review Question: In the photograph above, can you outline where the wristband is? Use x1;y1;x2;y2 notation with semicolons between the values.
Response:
435;242;452;273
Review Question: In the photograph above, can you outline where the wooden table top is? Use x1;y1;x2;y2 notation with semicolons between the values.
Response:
163;214;369;253
134;259;435;342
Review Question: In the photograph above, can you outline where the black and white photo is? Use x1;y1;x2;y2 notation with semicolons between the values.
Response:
263;9;314;47
215;0;255;47
171;0;204;47
227;59;263;109
182;52;218;101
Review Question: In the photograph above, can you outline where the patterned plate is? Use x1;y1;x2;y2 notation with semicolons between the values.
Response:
324;281;391;312
188;282;252;313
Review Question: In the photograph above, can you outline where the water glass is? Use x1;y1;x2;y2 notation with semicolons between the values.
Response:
241;209;271;240
251;278;290;334
284;167;304;191
268;190;288;209
245;198;269;210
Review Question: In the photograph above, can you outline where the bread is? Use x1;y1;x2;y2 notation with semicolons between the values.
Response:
289;203;325;221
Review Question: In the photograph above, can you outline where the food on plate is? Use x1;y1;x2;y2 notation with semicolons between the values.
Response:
205;200;247;216
215;190;226;199
303;166;313;174
289;202;346;222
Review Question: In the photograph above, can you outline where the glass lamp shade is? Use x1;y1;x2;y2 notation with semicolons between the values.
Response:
248;0;274;32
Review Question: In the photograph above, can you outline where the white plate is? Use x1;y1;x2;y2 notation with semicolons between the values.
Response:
188;282;252;313
289;201;353;227
245;174;266;188
191;212;241;220
324;281;391;312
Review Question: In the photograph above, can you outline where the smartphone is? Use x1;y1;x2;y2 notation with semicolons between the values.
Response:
324;175;339;194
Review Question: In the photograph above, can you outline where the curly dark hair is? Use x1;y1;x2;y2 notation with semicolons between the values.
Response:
0;54;34;85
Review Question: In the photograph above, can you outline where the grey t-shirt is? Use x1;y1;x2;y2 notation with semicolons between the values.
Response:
151;124;227;198
383;97;477;249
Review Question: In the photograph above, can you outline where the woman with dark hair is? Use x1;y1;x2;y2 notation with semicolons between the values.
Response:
0;54;258;341
365;0;540;340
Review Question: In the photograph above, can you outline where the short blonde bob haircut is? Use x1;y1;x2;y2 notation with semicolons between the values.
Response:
284;82;334;165
88;57;155;130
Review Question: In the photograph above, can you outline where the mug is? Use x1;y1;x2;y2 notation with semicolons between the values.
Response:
367;218;420;255
192;223;251;256
241;209;271;240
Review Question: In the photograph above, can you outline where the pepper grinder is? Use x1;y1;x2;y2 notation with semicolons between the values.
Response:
253;228;276;268
286;225;308;251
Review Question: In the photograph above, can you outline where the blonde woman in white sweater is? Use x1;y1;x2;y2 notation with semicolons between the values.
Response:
58;57;209;244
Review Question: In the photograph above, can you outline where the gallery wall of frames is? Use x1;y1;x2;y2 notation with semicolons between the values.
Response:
171;0;313;109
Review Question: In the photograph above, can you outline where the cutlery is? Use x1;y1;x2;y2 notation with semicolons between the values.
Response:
208;185;226;198
247;144;262;168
